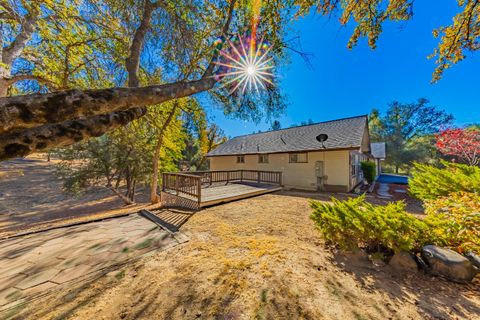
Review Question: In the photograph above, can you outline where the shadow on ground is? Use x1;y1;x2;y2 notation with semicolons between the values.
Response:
332;251;480;319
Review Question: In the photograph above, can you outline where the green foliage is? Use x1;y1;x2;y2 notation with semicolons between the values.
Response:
424;192;480;254
360;161;376;184
310;196;428;253
295;0;480;82
369;99;453;173
310;192;480;255
55;101;186;202
409;161;480;201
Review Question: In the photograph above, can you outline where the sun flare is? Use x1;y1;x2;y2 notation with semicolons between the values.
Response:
215;34;274;95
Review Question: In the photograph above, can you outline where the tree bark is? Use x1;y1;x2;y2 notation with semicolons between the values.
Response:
108;185;135;205
150;104;177;203
125;0;157;88
1;5;40;97
0;77;215;134
0;107;146;160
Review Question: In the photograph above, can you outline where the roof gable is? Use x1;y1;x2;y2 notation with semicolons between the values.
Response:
207;115;369;156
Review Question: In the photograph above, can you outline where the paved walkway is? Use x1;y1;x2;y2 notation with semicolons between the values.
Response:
376;183;393;199
0;214;186;309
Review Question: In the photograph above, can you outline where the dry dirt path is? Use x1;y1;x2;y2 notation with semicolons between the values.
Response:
0;155;150;237
8;191;479;320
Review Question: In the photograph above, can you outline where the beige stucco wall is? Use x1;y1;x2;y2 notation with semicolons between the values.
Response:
208;150;352;191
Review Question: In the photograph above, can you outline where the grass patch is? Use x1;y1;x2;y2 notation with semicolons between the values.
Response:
134;238;154;250
122;247;130;253
115;270;125;280
6;290;22;301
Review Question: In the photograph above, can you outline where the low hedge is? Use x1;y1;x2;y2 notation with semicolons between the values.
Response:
310;195;428;253
310;194;479;255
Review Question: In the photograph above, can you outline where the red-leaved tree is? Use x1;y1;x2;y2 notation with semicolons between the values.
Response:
436;128;480;166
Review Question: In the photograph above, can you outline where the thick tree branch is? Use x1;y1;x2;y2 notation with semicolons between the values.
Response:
4;73;58;88
203;0;236;78
0;77;215;134
2;6;39;66
0;107;147;160
0;0;238;161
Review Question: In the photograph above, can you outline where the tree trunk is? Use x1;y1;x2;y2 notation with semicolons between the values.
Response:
108;185;135;205
150;105;177;203
0;79;8;97
1;5;40;98
125;0;156;88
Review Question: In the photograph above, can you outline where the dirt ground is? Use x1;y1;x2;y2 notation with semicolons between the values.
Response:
2;156;479;319
0;155;152;238
7;191;479;320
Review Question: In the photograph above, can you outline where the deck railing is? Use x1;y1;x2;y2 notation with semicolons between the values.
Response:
161;170;282;205
162;172;202;205
186;170;282;186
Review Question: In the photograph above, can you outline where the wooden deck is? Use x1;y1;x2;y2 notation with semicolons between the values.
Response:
199;182;282;207
161;170;283;210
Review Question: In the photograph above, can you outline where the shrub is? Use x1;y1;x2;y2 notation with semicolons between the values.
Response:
310;195;428;253
360;161;376;184
424;192;480;254
310;193;480;255
409;161;480;200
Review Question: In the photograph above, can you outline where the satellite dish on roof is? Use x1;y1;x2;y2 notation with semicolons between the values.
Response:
316;134;328;148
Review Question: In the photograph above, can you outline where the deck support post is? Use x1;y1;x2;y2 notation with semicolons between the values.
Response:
197;178;202;208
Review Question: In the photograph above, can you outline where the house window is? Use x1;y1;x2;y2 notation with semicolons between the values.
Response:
289;152;308;163
236;155;245;163
258;154;269;163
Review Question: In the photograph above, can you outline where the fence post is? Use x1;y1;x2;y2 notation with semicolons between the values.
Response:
197;177;202;207
175;176;179;195
240;170;243;182
227;171;230;184
279;172;282;186
257;171;260;183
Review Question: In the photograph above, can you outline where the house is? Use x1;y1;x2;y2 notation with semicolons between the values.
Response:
206;115;372;192
370;142;386;176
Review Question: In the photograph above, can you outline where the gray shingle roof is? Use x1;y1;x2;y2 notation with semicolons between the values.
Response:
207;115;368;156
371;142;386;159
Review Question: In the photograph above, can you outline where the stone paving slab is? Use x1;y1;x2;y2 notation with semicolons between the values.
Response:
0;214;187;308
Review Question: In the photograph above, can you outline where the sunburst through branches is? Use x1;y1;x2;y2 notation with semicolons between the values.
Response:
214;34;274;95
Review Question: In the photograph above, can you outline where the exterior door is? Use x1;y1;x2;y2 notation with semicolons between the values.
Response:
315;161;324;191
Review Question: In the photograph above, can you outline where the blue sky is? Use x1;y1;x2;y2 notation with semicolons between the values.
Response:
208;1;480;138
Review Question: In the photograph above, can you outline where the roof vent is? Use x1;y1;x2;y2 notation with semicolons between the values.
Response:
316;134;328;148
